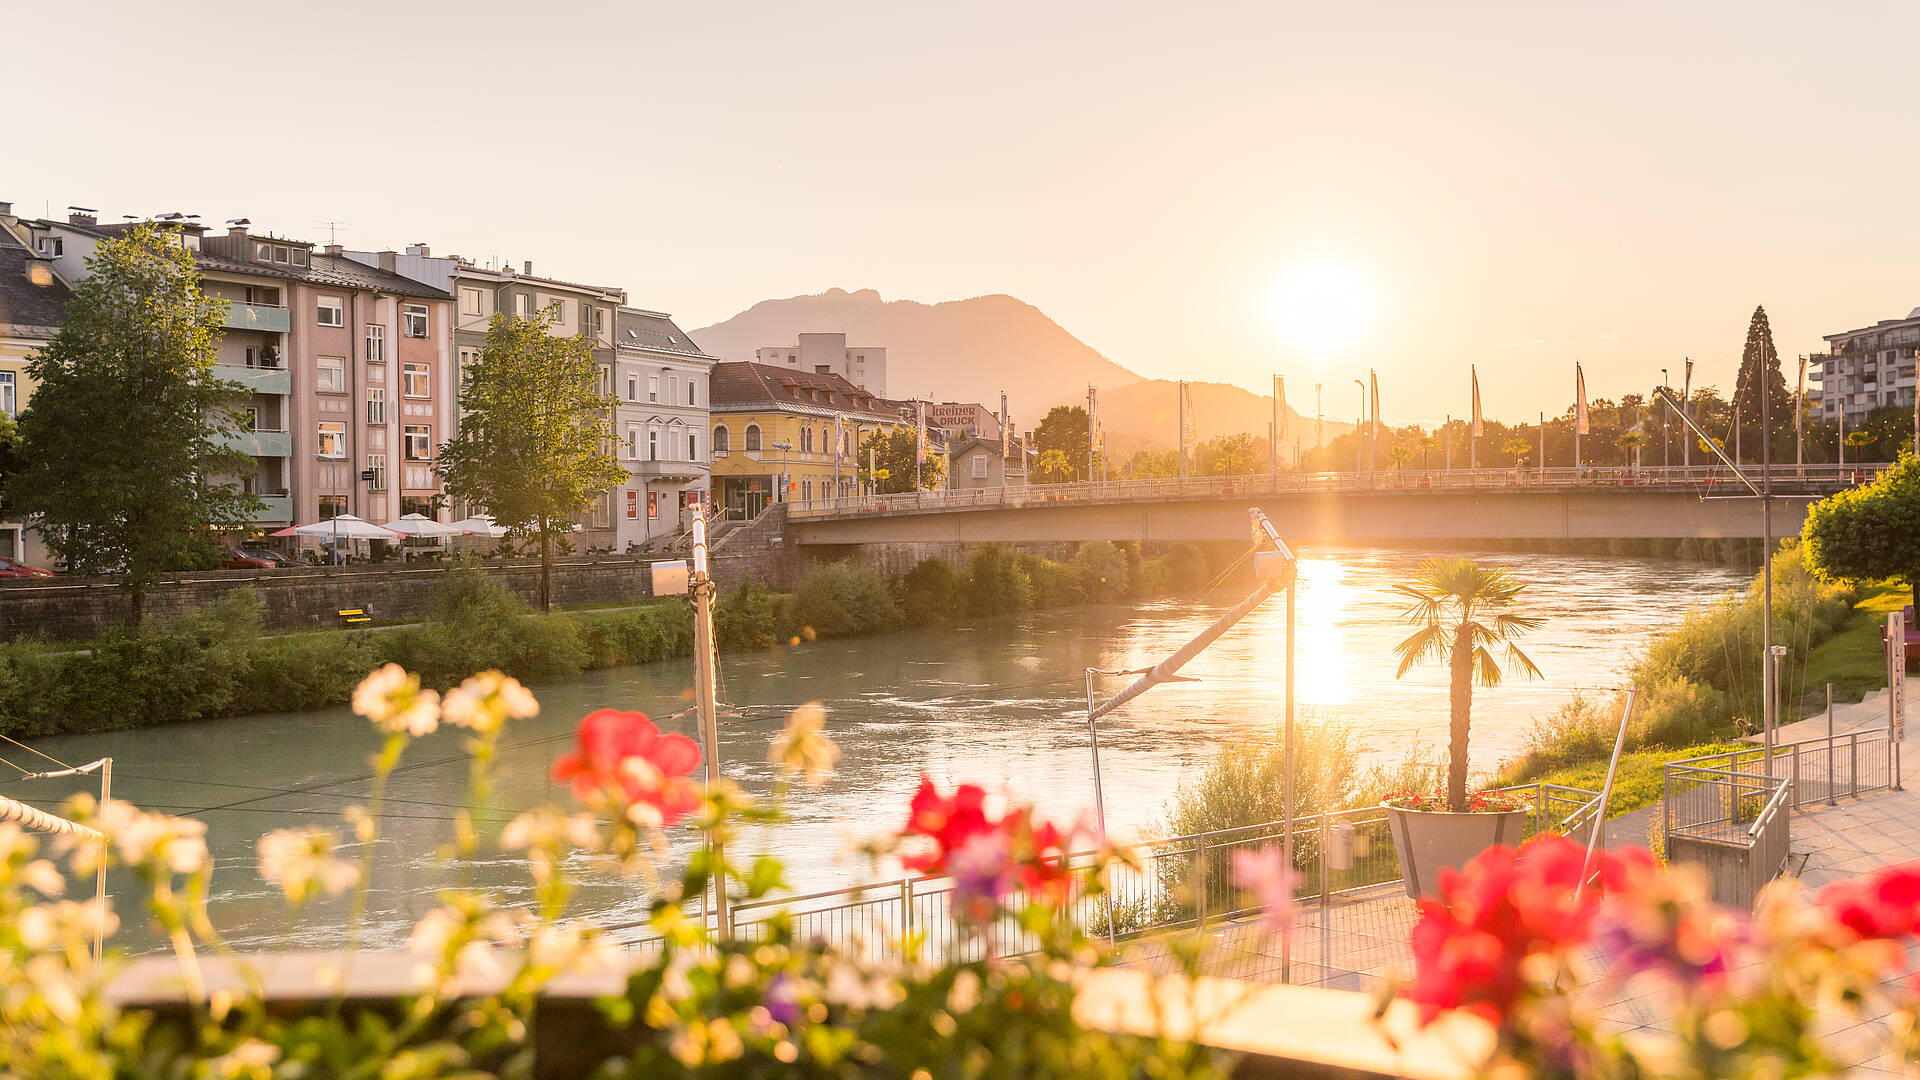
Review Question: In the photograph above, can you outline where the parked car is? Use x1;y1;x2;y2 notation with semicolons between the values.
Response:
221;547;297;570
0;557;54;579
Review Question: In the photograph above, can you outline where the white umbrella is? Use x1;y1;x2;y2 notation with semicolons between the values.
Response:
387;513;466;538
447;514;509;538
270;514;399;540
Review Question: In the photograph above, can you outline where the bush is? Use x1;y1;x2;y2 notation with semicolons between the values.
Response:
1507;691;1620;780
1020;553;1086;608
1137;543;1208;595
899;558;967;625
240;630;381;714
791;562;902;638
967;545;1031;616
1161;720;1365;839
576;602;695;667
714;578;789;652
1069;542;1132;604
386;567;589;688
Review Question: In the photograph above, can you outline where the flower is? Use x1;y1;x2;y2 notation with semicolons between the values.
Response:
352;663;440;737
499;808;602;854
551;709;702;827
441;671;538;734
255;827;358;902
1230;846;1299;937
899;776;995;874
1383;788;1530;814
768;702;840;787
17;899;117;953
1589;854;1751;990
1814;861;1920;942
896;777;1073;922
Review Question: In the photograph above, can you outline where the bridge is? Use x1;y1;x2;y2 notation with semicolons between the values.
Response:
782;464;1872;546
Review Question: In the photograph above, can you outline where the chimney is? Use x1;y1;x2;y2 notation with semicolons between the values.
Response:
405;243;429;257
228;224;249;244
523;260;533;276
324;243;344;256
70;210;98;227
0;201;12;217
378;250;397;273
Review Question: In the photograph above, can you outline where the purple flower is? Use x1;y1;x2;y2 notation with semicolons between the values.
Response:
948;829;1018;924
763;973;801;1028
1231;846;1299;937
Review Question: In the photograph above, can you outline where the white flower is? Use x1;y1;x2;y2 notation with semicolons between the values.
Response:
18;859;65;898
212;1038;280;1079
90;801;208;876
499;809;601;854
768;702;840;787
441;671;538;734
256;827;358;901
352;664;440;736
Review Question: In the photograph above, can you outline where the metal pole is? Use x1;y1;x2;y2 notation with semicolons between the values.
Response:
1086;667;1115;946
689;512;728;937
1272;374;1281;485
1827;683;1838;805
1353;380;1365;476
1177;381;1187;482
95;758;110;965
1763;361;1775;777
1281;578;1296;984
1574;691;1635;900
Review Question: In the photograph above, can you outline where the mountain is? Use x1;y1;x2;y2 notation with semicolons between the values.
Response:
1054;378;1354;457
687;288;1141;415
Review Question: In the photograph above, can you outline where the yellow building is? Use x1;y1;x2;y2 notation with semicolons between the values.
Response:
0;212;70;564
708;363;909;517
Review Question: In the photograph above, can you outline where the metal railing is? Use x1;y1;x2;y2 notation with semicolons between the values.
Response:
786;463;1879;520
1667;729;1892;814
1664;752;1797;908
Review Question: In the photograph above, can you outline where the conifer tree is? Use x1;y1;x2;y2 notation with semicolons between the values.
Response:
1733;305;1793;463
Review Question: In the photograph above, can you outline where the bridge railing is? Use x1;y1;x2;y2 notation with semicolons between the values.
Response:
786;462;1877;519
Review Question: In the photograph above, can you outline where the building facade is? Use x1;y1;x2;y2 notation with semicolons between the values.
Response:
612;308;715;549
927;401;1001;441
0;207;71;565
1811;310;1920;428
709;363;902;516
753;332;888;397
948;437;1029;490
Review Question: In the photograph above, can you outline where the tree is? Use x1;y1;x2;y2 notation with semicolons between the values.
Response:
1390;559;1543;812
437;310;626;612
1803;452;1920;611
1617;430;1646;471
855;427;943;493
1031;406;1090;483
8;223;258;623
1501;436;1533;468
1032;449;1073;484
1734;305;1793;465
1386;445;1414;471
1196;433;1258;476
0;413;19;524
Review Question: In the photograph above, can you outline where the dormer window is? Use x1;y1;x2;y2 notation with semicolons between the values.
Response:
256;243;272;262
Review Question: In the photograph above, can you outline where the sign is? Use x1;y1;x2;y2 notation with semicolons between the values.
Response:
624;491;638;520
1892;610;1908;739
359;469;376;483
650;560;688;596
647;491;658;520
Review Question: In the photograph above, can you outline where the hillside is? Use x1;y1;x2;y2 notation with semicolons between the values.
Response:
1057;378;1354;457
687;288;1141;414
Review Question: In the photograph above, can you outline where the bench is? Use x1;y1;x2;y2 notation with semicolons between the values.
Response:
338;608;372;626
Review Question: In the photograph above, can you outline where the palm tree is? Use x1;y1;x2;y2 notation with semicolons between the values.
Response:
1387;444;1413;471
1617;430;1646;471
1391;559;1543;812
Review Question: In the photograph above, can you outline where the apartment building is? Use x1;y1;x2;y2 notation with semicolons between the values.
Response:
612;308;715;549
0;207;71;565
948;437;1030;490
709;362;903;516
1811;308;1920;428
754;332;887;397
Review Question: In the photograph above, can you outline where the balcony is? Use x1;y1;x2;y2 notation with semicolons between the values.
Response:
221;300;290;334
246;494;293;524
221;428;292;458
217;363;291;395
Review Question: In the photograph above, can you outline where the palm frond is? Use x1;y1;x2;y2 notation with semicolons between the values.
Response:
1504;641;1543;682
1393;624;1449;678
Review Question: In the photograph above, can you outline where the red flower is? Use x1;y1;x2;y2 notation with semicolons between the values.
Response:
900;776;995;875
897;777;1074;922
1815;861;1920;942
551;709;702;827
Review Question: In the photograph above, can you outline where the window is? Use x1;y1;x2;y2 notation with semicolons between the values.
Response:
403;362;429;398
815;365;831;375
688;432;698;460
318;422;346;458
364;323;385;363
0;371;13;417
800;427;812;453
648;374;659;402
36;236;61;256
319;495;347;519
972;454;988;479
626;375;637;401
648;425;659;461
515;293;534;318
405;425;431;461
547;298;567;323
367;453;387;492
687;380;696;406
256;243;272;262
273;246;290;264
668;375;678;404
583;305;603;338
317;355;346;393
403;304;429;338
625;427;639;460
745;424;761;451
366;388;386;425
291;248;309;268
241;406;259;431
460;287;484;316
317;297;344;326
713;425;730;454
802;478;813;502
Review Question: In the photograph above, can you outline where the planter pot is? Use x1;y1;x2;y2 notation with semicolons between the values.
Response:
1381;803;1530;900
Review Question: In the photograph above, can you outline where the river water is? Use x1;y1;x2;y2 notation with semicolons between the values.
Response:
5;547;1747;951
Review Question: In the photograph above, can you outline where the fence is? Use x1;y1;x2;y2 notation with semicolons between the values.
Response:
1668;730;1892;814
612;782;1604;987
1663;747;1804;908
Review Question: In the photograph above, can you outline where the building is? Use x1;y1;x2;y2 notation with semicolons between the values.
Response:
1811;309;1920;428
612;308;716;549
948;436;1029;490
0;206;71;565
708;362;903;516
927;401;1001;441
349;248;626;548
754;332;887;397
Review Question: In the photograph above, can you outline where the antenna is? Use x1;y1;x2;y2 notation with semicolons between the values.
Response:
320;221;348;244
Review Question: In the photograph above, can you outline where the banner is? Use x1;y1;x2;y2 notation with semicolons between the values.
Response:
625;491;638;519
1000;391;1010;469
915;401;927;463
1471;366;1483;437
1575;362;1589;435
834;414;845;465
647;491;657;520
1369;370;1380;442
1683;358;1693;406
1274;375;1286;439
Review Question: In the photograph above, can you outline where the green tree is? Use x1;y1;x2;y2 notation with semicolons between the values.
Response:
1617;430;1646;470
1733;305;1793;464
1501;436;1533;467
1386;444;1414;471
0;413;19;524
8;223;258;623
1391;558;1543;812
436;310;626;612
1122;448;1180;479
1196;432;1258;476
855;427;943;493
1032;405;1090;483
1802;452;1920;611
1032;449;1073;483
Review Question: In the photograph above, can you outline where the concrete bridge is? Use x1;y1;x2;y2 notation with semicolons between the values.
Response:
783;465;1870;547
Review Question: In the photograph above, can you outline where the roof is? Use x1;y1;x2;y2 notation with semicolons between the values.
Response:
303;254;450;300
708;362;899;421
0;230;71;331
615;308;716;360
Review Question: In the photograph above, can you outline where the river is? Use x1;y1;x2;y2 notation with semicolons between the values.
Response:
4;546;1747;951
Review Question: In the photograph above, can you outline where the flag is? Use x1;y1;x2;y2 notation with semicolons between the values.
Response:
1274;375;1287;439
1179;381;1195;467
1000;390;1010;469
1683;358;1693;407
1471;366;1483;437
1575;362;1589;435
915;401;927;463
1369;370;1379;442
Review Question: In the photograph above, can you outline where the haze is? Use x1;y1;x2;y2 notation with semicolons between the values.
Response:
12;0;1917;420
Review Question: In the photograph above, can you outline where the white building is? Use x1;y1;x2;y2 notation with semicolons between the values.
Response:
754;332;887;397
1811;309;1920;428
613;309;715;550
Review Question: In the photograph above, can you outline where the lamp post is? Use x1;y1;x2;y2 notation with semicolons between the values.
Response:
1353;379;1366;476
1661;368;1670;468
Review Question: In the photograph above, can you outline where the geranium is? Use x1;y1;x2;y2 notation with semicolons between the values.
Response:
899;776;994;874
1588;851;1752;991
1230;846;1299;937
441;671;538;734
1383;788;1530;814
551;709;702;827
896;777;1072;922
352;664;441;737
255;827;358;903
1813;861;1920;943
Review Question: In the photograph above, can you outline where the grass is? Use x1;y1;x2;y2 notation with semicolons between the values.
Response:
1530;742;1749;819
1798;580;1909;715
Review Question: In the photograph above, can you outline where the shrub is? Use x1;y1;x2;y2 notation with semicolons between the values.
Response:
967;544;1031;616
576;602;695;667
386;567;588;687
1069;541;1132;603
899;557;967;625
714;578;788;652
240;630;381;713
1137;543;1208;595
1020;553;1086;608
1507;691;1620;780
1161;720;1365;839
791;561;902;638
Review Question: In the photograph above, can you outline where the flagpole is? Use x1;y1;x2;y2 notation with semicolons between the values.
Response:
1682;359;1694;469
1797;357;1807;469
1177;380;1187;482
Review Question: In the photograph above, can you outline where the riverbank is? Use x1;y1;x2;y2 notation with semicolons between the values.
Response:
0;542;1213;738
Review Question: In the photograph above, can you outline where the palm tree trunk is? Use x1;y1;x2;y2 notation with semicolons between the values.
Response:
1448;624;1474;812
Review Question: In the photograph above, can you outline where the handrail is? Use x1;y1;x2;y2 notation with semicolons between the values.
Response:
1748;778;1794;839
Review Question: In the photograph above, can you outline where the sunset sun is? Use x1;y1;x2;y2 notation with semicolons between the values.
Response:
1268;260;1377;362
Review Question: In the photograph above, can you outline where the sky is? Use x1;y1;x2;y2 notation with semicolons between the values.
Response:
11;0;1920;423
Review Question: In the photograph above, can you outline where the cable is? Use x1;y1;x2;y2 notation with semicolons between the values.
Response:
0;732;73;771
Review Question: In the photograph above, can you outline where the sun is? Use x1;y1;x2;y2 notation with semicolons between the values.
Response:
1267;260;1378;362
